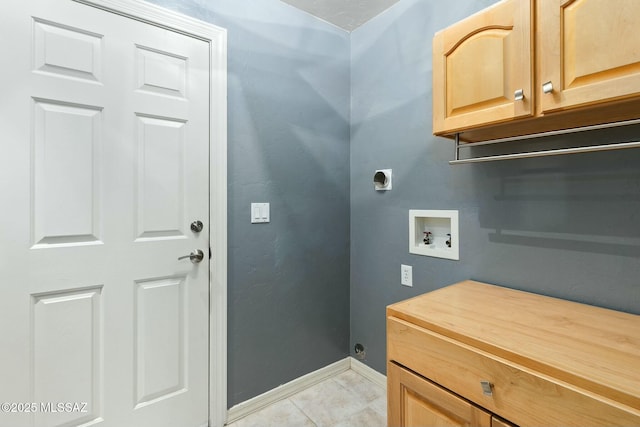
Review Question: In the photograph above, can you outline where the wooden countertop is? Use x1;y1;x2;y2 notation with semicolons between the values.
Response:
387;280;640;411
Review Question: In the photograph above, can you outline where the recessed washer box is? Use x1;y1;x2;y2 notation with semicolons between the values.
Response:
409;210;459;260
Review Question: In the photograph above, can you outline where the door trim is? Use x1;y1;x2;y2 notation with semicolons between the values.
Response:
72;1;228;425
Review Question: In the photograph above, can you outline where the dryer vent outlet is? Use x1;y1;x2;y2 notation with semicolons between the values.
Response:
373;169;392;190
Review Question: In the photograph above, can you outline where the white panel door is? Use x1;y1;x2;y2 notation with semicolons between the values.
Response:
0;1;210;426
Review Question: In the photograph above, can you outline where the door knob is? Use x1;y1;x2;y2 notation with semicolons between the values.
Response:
190;220;204;233
178;249;204;264
542;81;553;94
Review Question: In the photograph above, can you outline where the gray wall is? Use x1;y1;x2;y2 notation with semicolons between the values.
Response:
147;0;640;407
146;0;352;407
350;0;640;374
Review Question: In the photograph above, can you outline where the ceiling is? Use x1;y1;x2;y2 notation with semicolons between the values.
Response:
280;0;400;31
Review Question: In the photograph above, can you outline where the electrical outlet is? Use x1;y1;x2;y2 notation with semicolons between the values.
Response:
401;264;412;287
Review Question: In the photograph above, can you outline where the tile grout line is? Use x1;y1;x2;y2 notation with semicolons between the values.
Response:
291;370;383;427
287;396;320;427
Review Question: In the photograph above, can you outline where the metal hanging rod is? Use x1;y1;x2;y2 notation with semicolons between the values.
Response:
450;118;640;165
450;140;640;165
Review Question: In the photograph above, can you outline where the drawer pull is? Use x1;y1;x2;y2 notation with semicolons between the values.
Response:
480;380;493;396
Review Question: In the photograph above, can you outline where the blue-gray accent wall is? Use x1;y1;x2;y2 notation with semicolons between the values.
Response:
146;0;352;407
147;0;640;408
350;0;640;374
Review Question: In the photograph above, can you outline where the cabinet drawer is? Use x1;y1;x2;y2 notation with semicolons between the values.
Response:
388;316;640;426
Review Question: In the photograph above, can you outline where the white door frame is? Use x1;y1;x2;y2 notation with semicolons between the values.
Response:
72;1;228;425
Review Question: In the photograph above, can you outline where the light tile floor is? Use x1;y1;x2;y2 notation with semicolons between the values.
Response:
227;370;387;427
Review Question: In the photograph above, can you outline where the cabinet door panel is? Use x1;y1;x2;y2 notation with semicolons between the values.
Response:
492;416;518;427
540;0;640;113
433;0;532;135
388;362;492;427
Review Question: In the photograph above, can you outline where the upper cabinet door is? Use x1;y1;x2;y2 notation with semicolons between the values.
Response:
539;0;640;113
432;0;533;135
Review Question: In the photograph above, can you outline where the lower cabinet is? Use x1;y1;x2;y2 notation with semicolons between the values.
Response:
388;362;515;427
386;281;640;427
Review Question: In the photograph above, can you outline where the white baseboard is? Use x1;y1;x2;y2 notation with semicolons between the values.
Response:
226;357;351;424
225;357;387;425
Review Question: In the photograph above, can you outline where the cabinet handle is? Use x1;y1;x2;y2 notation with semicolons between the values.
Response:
542;81;554;94
514;89;524;101
480;380;493;396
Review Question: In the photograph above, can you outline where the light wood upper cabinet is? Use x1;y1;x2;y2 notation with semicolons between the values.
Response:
433;0;640;140
433;0;533;135
538;0;640;113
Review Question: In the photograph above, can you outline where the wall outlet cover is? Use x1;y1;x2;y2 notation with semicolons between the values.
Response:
401;264;412;287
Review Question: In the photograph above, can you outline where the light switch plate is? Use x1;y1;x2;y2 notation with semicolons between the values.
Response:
251;203;270;223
